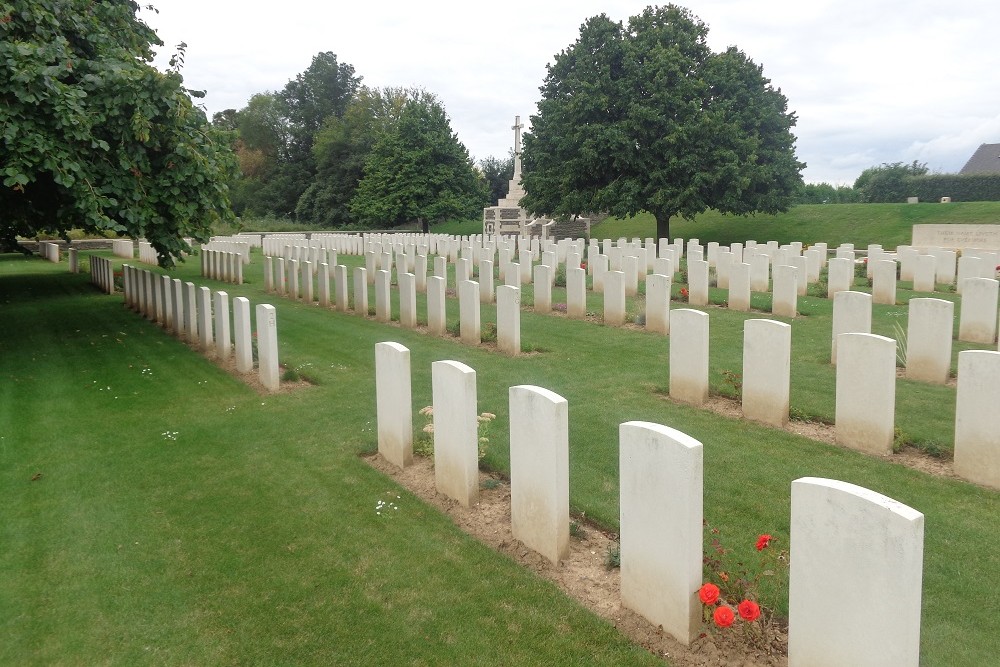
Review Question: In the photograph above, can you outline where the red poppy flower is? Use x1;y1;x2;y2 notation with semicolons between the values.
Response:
698;582;720;605
713;605;735;628
738;599;760;622
756;534;772;551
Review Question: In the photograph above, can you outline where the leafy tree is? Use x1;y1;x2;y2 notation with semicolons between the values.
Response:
796;182;858;204
226;53;362;220
279;51;361;164
0;0;237;264
296;87;430;227
479;153;515;205
350;97;488;232
853;160;928;203
521;5;803;240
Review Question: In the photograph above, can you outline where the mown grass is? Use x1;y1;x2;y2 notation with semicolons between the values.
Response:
593;201;1000;247
3;236;1000;666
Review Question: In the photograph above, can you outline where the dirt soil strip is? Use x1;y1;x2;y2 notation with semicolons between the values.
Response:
365;454;788;667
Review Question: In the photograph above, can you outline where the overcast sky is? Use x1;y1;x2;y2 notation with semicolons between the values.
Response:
145;0;1000;185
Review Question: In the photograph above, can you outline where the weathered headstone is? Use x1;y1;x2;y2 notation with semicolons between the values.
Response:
233;297;253;373
534;264;552;313
256;304;279;391
669;309;709;405
688;259;709;306
603;270;626;326
872;259;897;305
509;385;569;564
789;477;923;667
353;267;368;315
619;421;703;646
954;350;1000;489
958;277;999;344
743;319;791;426
376;342;413;468
835;333;896;454
728;262;752;312
831;291;872;364
497;285;521;354
906;298;953;384
567;267;587;319
772;264;798;318
459;280;481;344
213;291;231;359
645;273;671;334
426;275;446;336
399;272;417;328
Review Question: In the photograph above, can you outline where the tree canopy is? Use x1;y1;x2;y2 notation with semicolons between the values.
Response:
350;97;487;232
853;160;928;203
1;0;237;264
521;4;804;240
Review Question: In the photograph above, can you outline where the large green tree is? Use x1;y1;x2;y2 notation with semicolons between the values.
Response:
479;153;515;206
350;97;488;232
0;0;237;264
853;160;928;203
521;5;803;240
224;53;361;220
295;86;430;228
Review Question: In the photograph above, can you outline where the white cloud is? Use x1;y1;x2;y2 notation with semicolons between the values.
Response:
145;0;1000;186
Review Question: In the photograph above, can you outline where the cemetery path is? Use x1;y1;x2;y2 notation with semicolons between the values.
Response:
366;453;788;667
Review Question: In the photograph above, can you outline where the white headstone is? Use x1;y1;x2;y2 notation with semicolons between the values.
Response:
619;421;703;645
831;291;872;364
432;360;480;506
669;309;709;405
509;385;569;564
743;319;791;426
728;262;752;312
645;273;671;334
906;298;953;384
789;478;923;667
376;342;413;468
958;277;999;344
497;285;521;355
954;350;1000;489
256;304;279;391
836;333;896;454
233;297;253;373
603;270;626;326
459;280;481;344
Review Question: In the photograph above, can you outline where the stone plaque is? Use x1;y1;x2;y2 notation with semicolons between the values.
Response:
912;224;1000;250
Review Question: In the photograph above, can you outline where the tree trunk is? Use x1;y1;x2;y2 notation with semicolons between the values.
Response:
654;212;671;243
420;217;429;234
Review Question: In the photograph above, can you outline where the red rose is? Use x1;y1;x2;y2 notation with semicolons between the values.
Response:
756;534;772;551
713;605;735;628
698;582;720;605
738;599;760;622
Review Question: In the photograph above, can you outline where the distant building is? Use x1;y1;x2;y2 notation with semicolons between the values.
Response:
959;143;1000;175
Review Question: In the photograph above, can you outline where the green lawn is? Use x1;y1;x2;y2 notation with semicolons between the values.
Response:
2;240;999;666
592;202;1000;248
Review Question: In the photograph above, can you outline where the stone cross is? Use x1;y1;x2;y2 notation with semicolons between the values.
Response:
512;115;524;155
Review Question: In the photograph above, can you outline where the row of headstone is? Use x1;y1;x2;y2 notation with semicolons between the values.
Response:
374;342;926;665
832;288;1000;379
137;241;158;265
201;240;251;264
89;255;115;294
37;242;60;263
666;303;1000;486
200;249;245;285
112;239;134;259
120;264;280;390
